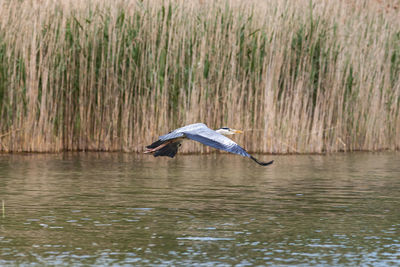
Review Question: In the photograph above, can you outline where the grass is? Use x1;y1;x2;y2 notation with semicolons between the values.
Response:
0;0;399;153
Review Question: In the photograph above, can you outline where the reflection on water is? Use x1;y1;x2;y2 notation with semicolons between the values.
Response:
0;152;399;265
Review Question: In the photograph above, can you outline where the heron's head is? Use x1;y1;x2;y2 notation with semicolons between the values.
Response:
215;127;243;135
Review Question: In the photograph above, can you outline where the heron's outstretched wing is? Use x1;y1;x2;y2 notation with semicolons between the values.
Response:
157;123;206;142
183;124;273;166
184;125;251;157
146;125;189;149
155;123;248;156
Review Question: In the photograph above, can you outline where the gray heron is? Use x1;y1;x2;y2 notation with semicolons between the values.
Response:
144;123;273;166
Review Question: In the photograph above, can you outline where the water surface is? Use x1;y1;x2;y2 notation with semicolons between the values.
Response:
0;152;399;265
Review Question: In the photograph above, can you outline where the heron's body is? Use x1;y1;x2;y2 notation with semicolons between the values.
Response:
145;123;273;166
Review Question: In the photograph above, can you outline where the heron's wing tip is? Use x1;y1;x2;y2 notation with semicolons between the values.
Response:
250;156;274;166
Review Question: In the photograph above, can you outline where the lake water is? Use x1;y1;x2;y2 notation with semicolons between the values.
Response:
0;152;399;266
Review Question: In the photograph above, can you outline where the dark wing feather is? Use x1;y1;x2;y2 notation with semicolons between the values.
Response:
146;139;164;149
154;142;181;158
250;156;274;166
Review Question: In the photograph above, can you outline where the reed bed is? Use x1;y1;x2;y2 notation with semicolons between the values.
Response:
0;0;399;153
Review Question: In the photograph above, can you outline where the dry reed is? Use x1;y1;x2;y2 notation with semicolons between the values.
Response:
0;0;399;153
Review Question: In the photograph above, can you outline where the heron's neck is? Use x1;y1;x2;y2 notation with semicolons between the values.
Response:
215;129;233;135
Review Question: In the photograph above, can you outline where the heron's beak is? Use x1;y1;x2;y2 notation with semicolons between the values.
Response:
234;130;243;134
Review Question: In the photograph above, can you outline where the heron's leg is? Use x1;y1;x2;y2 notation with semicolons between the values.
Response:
144;140;173;153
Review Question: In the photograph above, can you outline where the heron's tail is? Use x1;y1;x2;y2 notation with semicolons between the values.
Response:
250;156;274;166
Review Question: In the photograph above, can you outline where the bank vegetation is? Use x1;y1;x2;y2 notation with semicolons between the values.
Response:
0;0;399;153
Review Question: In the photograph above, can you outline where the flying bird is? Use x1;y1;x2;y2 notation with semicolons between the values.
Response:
144;123;273;166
